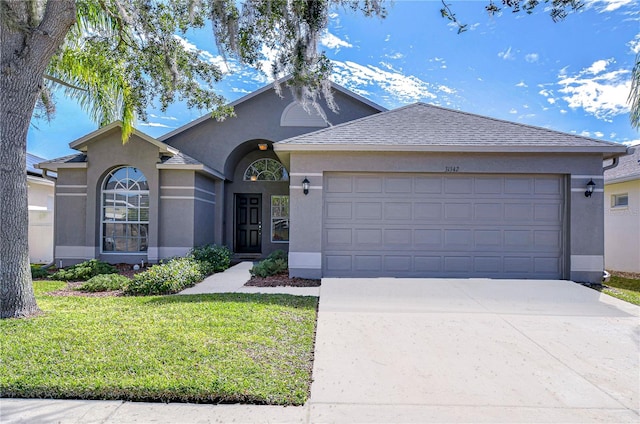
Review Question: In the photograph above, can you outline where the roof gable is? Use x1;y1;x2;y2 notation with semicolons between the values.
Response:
274;102;627;157
158;79;386;142
69;121;177;155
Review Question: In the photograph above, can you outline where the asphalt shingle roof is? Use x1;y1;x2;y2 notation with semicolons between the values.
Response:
26;153;46;176
159;152;203;166
604;145;640;183
276;103;623;149
37;153;87;165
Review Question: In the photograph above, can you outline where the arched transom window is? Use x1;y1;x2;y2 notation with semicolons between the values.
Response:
243;158;289;181
101;166;149;253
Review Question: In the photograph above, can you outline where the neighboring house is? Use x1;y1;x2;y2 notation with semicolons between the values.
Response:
27;153;55;264
38;82;629;284
604;146;640;273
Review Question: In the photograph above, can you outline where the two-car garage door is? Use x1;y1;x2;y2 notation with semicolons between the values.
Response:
323;173;564;279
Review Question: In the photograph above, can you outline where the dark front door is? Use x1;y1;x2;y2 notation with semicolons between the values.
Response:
235;194;262;253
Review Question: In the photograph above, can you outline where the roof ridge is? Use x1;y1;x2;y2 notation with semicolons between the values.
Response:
415;102;620;146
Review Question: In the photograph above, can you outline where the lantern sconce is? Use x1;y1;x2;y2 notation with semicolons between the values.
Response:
250;175;258;181
302;177;310;195
584;179;595;197
258;143;268;151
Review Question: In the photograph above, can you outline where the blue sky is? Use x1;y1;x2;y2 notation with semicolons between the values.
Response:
28;0;640;160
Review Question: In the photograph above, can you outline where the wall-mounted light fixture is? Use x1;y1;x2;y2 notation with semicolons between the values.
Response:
250;175;258;181
584;179;595;197
258;143;268;151
302;177;310;195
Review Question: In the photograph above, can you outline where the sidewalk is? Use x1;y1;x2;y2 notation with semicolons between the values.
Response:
0;398;307;424
177;261;320;296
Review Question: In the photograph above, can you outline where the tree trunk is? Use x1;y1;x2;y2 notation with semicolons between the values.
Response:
0;0;76;318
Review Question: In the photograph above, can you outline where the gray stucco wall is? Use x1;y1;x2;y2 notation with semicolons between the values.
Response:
193;172;217;247
88;131;161;264
165;88;381;176
158;169;196;259
284;151;607;283
54;168;88;267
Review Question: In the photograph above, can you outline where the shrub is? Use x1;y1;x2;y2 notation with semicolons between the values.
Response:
124;257;204;295
76;274;130;292
50;259;117;281
267;249;287;262
190;244;232;275
30;264;49;280
250;251;288;278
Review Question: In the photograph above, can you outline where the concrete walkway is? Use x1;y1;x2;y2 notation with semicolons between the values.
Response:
2;278;638;423
177;261;320;296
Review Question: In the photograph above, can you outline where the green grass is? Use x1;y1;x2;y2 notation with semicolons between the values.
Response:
602;276;640;306
1;281;318;405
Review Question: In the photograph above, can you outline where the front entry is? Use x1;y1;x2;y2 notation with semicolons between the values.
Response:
235;194;262;253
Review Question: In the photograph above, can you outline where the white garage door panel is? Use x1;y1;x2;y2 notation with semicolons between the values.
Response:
323;173;563;278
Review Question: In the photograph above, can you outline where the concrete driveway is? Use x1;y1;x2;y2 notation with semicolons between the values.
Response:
309;278;639;423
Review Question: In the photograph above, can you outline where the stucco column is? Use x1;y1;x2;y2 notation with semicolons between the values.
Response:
569;174;605;284
288;168;323;279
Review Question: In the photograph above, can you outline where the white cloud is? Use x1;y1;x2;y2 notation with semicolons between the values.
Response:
320;31;353;50
584;59;611;75
149;114;177;121
516;81;528;88
331;60;437;103
556;59;631;121
525;53;539;63
509;109;518;114
498;47;515;60
594;131;605;137
384;34;391;42
385;52;404;60
622;139;640;146
586;0;634;12
539;88;553;97
547;98;557;104
628;34;640;54
580;130;591;137
139;122;174;128
173;35;239;74
438;85;455;94
560;109;568;114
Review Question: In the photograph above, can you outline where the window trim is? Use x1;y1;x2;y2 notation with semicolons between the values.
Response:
270;195;290;243
611;193;629;208
100;167;150;255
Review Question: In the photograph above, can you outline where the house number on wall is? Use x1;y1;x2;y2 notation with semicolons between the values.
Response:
445;166;460;173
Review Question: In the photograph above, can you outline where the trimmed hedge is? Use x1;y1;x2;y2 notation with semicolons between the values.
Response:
50;259;117;281
76;274;130;292
190;244;232;275
250;250;288;278
123;257;204;295
30;264;49;280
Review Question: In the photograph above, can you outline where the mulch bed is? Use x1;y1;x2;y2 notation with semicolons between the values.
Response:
42;266;320;297
245;273;321;287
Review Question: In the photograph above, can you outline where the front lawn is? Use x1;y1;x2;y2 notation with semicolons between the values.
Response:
0;281;318;405
602;274;640;306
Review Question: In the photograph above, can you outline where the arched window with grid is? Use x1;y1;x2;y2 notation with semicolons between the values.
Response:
101;167;149;253
243;158;289;181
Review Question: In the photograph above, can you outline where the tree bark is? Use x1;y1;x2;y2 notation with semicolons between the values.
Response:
1;0;76;318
